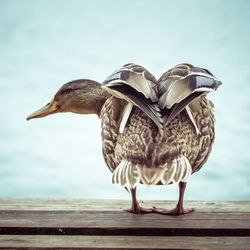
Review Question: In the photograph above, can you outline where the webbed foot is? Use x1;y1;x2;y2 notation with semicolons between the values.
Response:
153;206;195;215
125;201;153;214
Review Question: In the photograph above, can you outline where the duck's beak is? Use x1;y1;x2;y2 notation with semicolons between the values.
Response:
26;99;60;121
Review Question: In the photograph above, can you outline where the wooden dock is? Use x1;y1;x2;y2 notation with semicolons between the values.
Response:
0;199;249;249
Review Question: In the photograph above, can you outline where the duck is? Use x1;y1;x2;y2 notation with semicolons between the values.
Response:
27;63;222;215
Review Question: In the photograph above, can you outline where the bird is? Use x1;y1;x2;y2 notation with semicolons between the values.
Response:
27;63;221;215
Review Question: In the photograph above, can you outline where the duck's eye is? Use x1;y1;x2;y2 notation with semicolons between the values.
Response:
61;87;72;95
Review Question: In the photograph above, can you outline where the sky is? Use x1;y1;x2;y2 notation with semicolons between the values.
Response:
0;0;250;200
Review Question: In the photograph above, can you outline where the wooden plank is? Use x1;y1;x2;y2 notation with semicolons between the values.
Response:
0;198;249;212
0;235;250;249
0;210;249;236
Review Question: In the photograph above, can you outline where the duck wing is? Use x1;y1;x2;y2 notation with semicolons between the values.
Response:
102;63;164;133
158;63;222;126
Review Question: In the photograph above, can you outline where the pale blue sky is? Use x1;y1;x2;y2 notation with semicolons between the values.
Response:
0;0;250;200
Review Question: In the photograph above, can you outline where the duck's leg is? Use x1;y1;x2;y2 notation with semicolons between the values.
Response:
124;187;153;214
153;182;195;215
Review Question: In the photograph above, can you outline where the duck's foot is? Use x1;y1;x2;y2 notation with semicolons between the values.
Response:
153;181;195;215
126;187;154;214
153;205;195;216
124;201;153;214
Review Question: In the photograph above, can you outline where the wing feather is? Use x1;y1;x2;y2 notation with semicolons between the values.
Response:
103;64;163;133
104;63;158;102
158;64;222;126
103;63;221;132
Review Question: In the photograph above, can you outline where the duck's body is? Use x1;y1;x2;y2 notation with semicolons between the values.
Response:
100;63;220;214
101;95;214;177
27;63;221;215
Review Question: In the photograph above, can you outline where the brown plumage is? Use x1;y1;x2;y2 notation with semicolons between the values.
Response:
102;63;221;214
27;63;221;215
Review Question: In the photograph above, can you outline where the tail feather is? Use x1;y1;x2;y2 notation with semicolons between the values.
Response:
137;166;165;186
173;157;184;183
112;155;192;188
120;161;129;186
161;159;177;185
126;164;140;189
182;156;192;182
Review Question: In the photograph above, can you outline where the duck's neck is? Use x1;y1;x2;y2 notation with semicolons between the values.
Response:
90;85;111;117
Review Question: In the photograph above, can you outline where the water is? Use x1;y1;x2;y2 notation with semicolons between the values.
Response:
0;0;250;200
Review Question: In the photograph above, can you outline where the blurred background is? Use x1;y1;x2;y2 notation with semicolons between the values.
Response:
0;0;249;200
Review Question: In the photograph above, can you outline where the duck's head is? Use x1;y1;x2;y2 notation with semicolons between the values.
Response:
27;79;110;120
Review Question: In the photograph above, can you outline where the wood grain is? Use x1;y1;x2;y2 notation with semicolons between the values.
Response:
0;199;249;249
0;235;250;249
0;210;249;236
0;198;249;212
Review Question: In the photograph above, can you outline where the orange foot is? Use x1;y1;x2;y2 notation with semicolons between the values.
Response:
124;202;154;214
153;206;195;215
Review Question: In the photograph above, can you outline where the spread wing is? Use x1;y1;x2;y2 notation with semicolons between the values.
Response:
158;63;222;126
102;63;164;133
